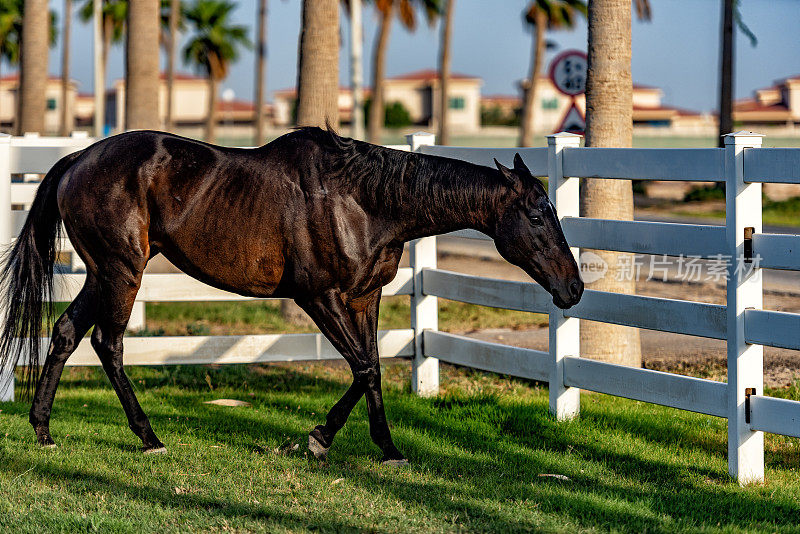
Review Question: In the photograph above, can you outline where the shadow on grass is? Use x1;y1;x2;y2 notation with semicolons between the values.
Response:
3;363;800;531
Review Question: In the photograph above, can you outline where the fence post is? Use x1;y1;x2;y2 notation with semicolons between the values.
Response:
547;132;582;420
724;131;764;484
407;132;438;396
128;302;146;332
0;134;13;402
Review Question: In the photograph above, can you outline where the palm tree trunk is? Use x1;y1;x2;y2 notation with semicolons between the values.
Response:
718;0;734;147
349;0;365;140
17;0;50;135
518;9;545;147
367;7;391;143
296;0;339;127
288;0;339;325
437;0;454;145
254;0;268;145
103;17;112;81
580;0;641;366
165;0;180;132
125;0;160;130
93;0;104;136
206;67;219;143
60;0;72;136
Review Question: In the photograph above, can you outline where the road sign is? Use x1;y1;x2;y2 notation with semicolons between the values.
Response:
556;102;586;135
548;50;588;96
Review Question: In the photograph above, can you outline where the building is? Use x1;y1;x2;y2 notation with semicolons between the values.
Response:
0;74;79;134
106;73;263;132
273;69;483;132
512;76;712;134
733;74;800;127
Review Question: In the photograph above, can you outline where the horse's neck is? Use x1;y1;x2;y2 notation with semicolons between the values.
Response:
392;154;502;242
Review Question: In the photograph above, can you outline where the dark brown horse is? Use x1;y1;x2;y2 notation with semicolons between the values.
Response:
0;127;582;464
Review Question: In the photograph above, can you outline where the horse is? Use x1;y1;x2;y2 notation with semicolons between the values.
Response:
0;127;583;464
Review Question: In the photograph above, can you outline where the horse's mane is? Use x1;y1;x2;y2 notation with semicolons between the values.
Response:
289;126;509;224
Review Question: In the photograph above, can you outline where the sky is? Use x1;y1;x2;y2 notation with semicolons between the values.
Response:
7;0;799;113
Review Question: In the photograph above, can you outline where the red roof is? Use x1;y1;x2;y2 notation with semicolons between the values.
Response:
274;85;373;96
733;99;790;113
482;94;521;104
633;104;705;118
387;69;480;82
217;99;255;112
0;73;74;83
160;72;205;81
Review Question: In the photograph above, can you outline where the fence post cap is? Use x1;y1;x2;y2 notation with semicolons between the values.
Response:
406;131;435;151
0;133;10;143
405;131;435;141
70;131;89;139
723;131;764;145
546;132;582;146
546;131;582;138
22;132;40;138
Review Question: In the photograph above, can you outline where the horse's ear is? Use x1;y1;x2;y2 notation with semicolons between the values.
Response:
494;158;520;189
513;153;531;176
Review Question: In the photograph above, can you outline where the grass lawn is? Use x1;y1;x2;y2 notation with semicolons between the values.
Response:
139;297;548;337
1;361;799;533
674;196;800;228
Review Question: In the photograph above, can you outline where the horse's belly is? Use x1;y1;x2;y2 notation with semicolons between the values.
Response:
154;236;285;299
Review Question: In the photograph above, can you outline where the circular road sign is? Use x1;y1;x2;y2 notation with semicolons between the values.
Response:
548;50;588;96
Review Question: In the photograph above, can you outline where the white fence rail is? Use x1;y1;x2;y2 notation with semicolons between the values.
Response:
1;130;799;485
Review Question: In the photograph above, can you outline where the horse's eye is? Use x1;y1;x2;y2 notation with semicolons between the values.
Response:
529;214;543;225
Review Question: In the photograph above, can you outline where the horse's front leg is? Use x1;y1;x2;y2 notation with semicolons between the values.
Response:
298;290;406;464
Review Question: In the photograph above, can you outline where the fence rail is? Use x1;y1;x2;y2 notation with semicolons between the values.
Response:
1;130;799;485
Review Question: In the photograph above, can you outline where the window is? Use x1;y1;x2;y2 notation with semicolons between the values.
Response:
46;98;57;111
448;96;465;110
541;98;559;110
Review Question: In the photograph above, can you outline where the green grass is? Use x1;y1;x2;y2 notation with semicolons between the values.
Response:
674;195;800;228
1;363;799;532
139;297;548;337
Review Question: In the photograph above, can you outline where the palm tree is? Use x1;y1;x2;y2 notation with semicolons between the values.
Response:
580;0;640;366
437;0;454;145
125;0;160;130
60;0;72;136
253;0;267;145
79;0;127;87
283;0;339;326
165;0;181;131
343;0;365;140
296;0;339;127
367;0;441;143
717;0;756;147
1;0;57;133
17;0;51;134
517;0;586;147
183;0;249;143
0;0;23;131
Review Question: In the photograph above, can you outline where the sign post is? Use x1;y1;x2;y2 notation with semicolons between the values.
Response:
548;50;587;135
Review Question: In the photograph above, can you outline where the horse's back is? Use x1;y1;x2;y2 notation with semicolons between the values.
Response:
56;131;297;297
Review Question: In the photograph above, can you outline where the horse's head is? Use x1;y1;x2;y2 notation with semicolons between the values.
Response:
491;154;583;309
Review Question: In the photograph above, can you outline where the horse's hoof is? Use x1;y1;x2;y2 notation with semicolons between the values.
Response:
39;442;57;450
142;446;168;455
381;458;410;468
308;434;329;460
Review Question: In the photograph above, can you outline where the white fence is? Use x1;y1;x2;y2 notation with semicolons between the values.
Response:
1;130;799;485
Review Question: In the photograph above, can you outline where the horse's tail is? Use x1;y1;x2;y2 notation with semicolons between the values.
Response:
0;150;83;398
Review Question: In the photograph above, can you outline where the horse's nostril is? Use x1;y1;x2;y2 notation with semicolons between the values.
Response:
569;280;583;299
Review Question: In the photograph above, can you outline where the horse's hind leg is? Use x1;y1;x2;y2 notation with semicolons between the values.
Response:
300;290;405;464
91;272;165;453
29;276;99;447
